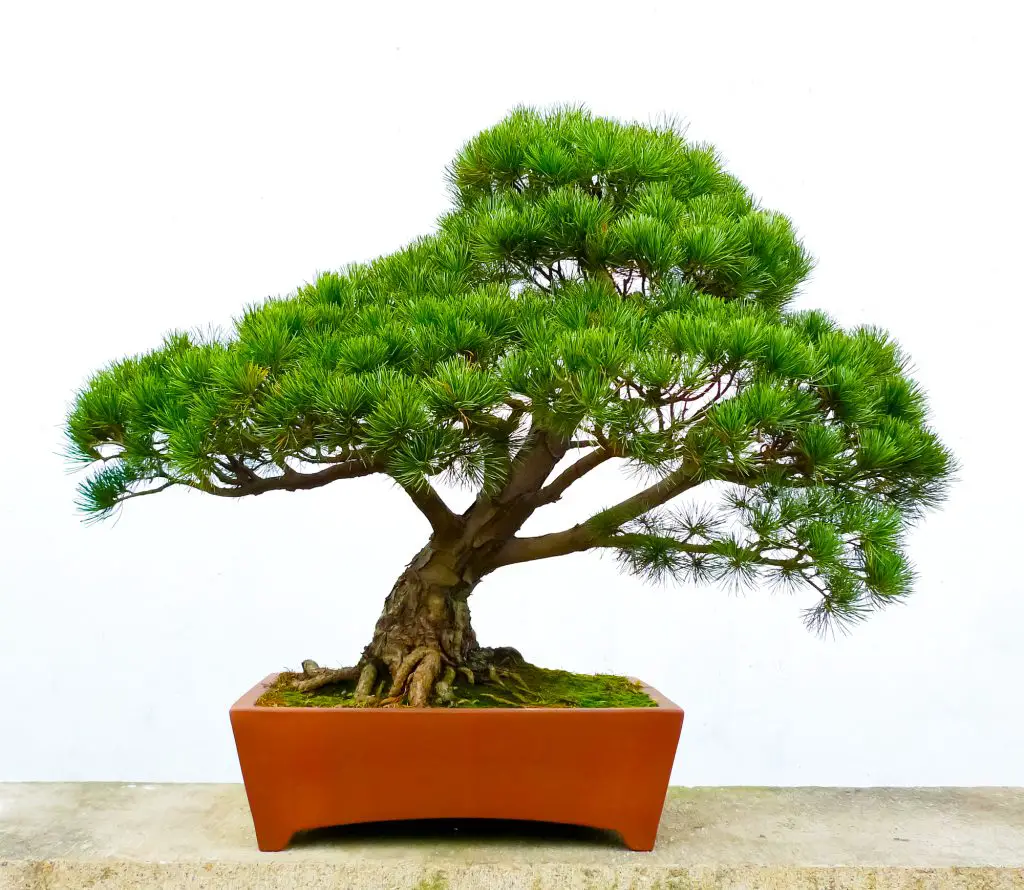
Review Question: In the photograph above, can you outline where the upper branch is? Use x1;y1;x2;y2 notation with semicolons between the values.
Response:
461;426;570;545
532;447;616;507
399;481;463;540
497;427;571;504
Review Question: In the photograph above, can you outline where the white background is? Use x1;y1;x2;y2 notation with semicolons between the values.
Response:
1;1;1022;786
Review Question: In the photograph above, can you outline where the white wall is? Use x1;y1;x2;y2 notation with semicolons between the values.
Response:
1;0;1022;786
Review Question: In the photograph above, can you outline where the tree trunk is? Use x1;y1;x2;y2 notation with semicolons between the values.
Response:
292;433;571;705
361;542;478;705
291;536;526;705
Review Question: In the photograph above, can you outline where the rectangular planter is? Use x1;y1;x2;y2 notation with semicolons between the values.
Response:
230;673;683;851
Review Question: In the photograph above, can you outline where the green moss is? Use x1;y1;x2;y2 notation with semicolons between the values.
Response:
256;662;657;709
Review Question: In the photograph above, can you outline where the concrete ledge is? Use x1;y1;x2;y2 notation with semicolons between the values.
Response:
1;784;1022;889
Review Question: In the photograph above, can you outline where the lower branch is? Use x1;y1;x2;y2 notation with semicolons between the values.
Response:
487;460;701;569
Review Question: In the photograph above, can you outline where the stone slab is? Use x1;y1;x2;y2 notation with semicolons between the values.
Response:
1;784;1022;888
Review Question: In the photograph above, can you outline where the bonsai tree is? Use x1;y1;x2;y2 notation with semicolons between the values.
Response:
67;108;953;707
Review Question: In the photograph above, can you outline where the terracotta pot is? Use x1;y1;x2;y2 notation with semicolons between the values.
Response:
230;674;683;851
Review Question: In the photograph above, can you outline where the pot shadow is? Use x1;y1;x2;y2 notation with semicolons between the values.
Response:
288;817;624;850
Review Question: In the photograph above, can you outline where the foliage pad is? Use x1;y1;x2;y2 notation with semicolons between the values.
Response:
68;107;954;635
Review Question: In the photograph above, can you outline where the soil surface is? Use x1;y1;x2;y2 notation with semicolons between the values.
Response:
256;662;657;709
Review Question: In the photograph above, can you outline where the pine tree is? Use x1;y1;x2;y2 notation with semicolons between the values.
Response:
67;108;954;706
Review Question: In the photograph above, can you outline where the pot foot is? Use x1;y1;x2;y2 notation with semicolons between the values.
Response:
618;823;659;852
253;824;296;852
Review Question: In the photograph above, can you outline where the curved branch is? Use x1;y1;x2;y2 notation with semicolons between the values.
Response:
584;461;700;532
487;460;700;569
498;428;571;503
597;534;814;571
461;426;571;548
114;480;176;504
488;526;815;574
399;482;462;540
195;457;381;498
532;448;615;507
482;445;873;573
485;523;593;567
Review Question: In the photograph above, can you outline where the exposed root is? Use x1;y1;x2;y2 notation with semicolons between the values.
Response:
387;646;431;698
288;645;532;707
486;663;531;694
467;646;525;672
289;661;361;693
474;690;522;707
504;669;531;693
408;649;442;707
434;666;457;704
354;662;378;700
259;658;657;711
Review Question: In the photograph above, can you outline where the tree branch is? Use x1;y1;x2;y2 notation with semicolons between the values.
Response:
493;427;570;505
399;481;462;540
461;426;570;546
533;448;616;507
583;461;700;532
484;523;594;566
487;460;700;569
196;457;380;498
115;481;176;504
595;534;814;571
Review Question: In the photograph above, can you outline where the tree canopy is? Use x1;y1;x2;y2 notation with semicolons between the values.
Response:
67;107;953;631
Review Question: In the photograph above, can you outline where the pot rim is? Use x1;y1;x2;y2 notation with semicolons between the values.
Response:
231;673;682;714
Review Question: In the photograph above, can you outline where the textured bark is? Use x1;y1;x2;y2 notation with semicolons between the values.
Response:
348;540;526;705
291;534;528;705
366;548;475;676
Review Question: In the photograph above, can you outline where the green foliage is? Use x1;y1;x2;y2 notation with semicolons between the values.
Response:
614;486;917;632
446;105;811;308
67;107;954;632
